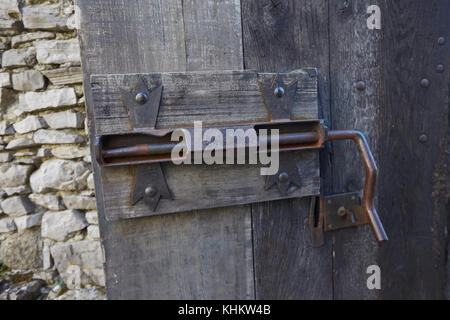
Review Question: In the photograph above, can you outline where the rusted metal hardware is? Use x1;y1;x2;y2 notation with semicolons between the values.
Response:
119;77;163;129
95;73;387;242
327;130;388;242
94;120;327;167
132;164;172;212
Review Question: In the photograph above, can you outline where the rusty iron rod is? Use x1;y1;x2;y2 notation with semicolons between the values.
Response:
102;131;319;159
328;130;388;242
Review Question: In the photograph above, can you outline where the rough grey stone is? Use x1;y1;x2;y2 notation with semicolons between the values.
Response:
11;70;46;91
0;120;14;135
3;185;31;196
33;129;84;144
52;146;90;159
1;195;35;217
0;0;22;32
43;109;84;129
85;211;98;225
0;152;12;162
62;195;96;210
0;88;15;110
22;4;73;31
42;66;82;85
29;193;64;211
55;288;106;300
0;228;42;269
0;163;32;188
35;39;80;64
36;147;52;157
50;240;105;288
13;212;43;231
14;158;40;165
0;217;16;233
87;173;94;189
11;31;55;48
2;280;46;300
30;159;89;193
41;210;87;241
18;87;77;113
1;47;36;68
13;115;47;134
0;72;11;88
6;138;38;150
87;225;100;240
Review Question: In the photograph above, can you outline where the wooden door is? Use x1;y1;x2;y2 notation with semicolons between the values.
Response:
77;0;449;299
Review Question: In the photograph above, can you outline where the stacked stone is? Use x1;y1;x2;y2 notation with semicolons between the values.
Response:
0;0;105;300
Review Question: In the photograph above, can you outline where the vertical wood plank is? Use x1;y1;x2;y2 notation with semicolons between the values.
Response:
329;0;450;299
328;0;381;300
77;0;254;299
376;0;450;299
242;0;333;299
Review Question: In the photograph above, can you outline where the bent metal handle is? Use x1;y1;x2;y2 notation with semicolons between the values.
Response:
328;130;388;242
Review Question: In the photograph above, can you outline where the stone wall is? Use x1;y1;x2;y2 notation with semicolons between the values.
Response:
0;0;105;300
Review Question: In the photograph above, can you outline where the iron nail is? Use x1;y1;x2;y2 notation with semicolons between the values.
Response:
144;186;158;198
436;64;444;73
135;92;149;104
273;87;285;98
356;81;366;91
419;134;428;143
437;37;445;45
337;206;347;217
278;172;289;183
420;78;430;88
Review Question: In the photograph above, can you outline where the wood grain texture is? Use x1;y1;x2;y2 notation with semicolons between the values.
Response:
77;0;254;299
375;0;450;299
328;0;381;300
242;0;333;299
90;70;318;134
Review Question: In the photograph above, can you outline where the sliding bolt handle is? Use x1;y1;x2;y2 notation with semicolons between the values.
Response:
328;130;388;242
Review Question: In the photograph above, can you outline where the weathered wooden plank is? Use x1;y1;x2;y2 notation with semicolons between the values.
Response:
90;70;318;134
183;0;243;71
101;150;319;220
242;0;333;299
328;0;381;300
375;0;450;299
77;0;255;299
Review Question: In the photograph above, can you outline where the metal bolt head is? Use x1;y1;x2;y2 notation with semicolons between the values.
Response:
436;64;444;73
337;206;347;217
273;87;285;98
278;172;289;183
144;186;158;198
135;92;149;104
355;81;366;91
420;78;430;88
419;134;428;143
437;37;445;45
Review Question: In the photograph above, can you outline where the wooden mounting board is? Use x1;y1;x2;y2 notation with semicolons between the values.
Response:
90;70;320;220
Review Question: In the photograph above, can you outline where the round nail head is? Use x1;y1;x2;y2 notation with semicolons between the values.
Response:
145;186;158;197
438;37;445;45
337;206;347;217
420;78;430;88
278;172;289;183
356;81;366;91
419;134;428;143
135;92;149;104
274;87;285;98
436;64;444;73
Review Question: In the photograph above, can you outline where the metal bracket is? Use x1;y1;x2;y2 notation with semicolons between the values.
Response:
309;191;370;247
265;154;301;195
258;74;297;121
120;77;163;129
132;163;172;211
